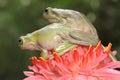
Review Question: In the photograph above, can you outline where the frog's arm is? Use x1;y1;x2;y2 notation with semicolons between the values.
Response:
40;49;48;59
40;42;77;59
54;41;77;56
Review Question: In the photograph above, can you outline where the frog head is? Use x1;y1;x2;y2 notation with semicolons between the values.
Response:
43;7;61;23
43;7;68;23
43;7;82;24
18;34;40;51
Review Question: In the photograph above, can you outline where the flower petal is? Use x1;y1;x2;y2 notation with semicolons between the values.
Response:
23;71;34;76
23;42;120;80
104;61;120;68
94;68;120;77
23;75;46;80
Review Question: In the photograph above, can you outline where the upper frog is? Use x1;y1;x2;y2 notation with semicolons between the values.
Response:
43;7;99;44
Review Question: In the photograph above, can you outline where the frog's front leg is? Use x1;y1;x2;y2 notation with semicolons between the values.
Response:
40;49;48;59
54;41;77;56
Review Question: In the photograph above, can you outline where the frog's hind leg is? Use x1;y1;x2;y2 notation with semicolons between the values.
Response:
54;41;77;56
58;30;98;46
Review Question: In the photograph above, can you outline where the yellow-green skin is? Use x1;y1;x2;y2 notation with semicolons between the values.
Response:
43;7;117;61
19;7;117;61
43;7;99;46
19;23;77;59
19;22;99;59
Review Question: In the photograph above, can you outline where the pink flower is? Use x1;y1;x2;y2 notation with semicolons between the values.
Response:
23;42;120;80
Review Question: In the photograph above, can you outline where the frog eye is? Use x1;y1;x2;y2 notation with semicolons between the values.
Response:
18;38;23;45
45;8;48;13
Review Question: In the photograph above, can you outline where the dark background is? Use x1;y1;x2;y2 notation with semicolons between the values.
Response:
0;0;120;80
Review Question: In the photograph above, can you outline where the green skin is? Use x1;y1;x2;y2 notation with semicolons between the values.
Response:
19;23;117;61
43;7;99;45
19;23;78;59
43;7;117;61
19;24;99;59
18;7;117;61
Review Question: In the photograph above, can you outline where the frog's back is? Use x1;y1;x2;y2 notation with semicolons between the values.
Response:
40;23;72;33
32;23;71;41
32;23;72;50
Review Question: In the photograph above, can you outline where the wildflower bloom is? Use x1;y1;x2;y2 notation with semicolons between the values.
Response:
23;42;120;80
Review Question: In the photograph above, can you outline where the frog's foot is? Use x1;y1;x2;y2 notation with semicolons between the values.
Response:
41;49;55;59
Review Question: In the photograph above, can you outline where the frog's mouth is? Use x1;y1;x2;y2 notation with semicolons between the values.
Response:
20;45;35;51
19;43;40;51
48;18;60;23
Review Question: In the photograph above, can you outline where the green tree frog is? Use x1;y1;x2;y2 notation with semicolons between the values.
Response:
43;7;99;45
43;7;117;61
19;23;78;59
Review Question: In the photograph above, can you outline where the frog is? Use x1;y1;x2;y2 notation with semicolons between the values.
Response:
19;23;78;59
43;7;99;45
19;7;117;61
43;7;117;61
